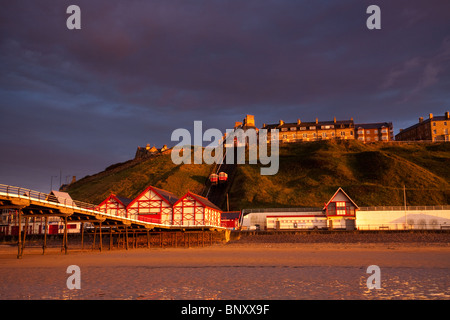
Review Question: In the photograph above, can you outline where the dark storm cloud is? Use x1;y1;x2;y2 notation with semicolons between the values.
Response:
1;0;450;193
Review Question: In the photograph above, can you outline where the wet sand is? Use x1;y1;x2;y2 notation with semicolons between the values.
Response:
1;239;449;300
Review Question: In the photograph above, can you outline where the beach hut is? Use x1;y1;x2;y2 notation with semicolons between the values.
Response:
96;194;132;218
127;185;179;224
172;192;222;227
323;187;358;230
46;190;76;207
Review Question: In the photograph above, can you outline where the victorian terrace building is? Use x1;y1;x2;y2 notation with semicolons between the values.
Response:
355;122;394;142
262;117;355;143
395;112;450;142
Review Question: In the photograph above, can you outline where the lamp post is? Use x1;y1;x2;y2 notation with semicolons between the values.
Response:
50;175;58;191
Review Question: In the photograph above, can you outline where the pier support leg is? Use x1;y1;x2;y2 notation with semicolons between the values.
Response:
109;227;113;251
125;227;129;250
17;210;22;259
147;230;150;249
63;216;68;254
99;222;102;252
92;225;97;251
22;216;28;256
80;222;84;250
42;216;48;255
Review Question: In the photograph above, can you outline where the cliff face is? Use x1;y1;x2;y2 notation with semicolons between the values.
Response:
65;140;450;210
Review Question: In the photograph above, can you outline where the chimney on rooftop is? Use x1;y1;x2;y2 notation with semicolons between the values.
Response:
333;117;336;123
419;117;423;123
429;113;433;119
297;119;301;125
315;118;318;124
279;120;284;126
445;111;450;120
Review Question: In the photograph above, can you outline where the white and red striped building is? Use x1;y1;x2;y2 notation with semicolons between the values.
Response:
173;192;222;227
96;194;132;218
126;185;179;224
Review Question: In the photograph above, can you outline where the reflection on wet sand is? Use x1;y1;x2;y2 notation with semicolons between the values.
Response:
0;243;448;300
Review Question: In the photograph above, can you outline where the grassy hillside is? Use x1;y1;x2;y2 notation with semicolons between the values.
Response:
67;148;212;205
66;140;450;209
228;140;450;209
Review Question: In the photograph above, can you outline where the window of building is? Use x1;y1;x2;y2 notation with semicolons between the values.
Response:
444;122;447;126
433;130;437;134
290;127;296;131
381;136;388;141
303;133;307;138
433;122;436;126
366;130;370;134
310;126;316;130
282;134;287;139
357;130;364;135
381;128;387;133
336;201;346;215
281;128;287;131
350;131;353;135
444;129;448;134
341;131;345;136
374;130;378;134
293;134;297;139
300;127;306;130
358;137;364;141
374;136;379;141
322;133;327;138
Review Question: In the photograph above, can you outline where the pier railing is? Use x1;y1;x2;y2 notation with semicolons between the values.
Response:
0;184;98;212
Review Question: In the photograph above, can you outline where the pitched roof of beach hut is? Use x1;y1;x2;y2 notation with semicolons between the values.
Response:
127;185;179;208
174;192;222;212
47;190;76;206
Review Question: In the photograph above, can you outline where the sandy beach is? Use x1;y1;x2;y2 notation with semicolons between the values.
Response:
1;232;449;300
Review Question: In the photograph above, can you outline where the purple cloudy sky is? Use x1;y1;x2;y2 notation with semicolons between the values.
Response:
1;0;450;194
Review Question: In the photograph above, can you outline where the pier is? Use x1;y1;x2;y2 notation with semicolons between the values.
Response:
0;184;227;258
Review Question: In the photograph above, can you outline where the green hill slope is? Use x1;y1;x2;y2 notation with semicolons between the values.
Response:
66;140;450;209
66;149;212;205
